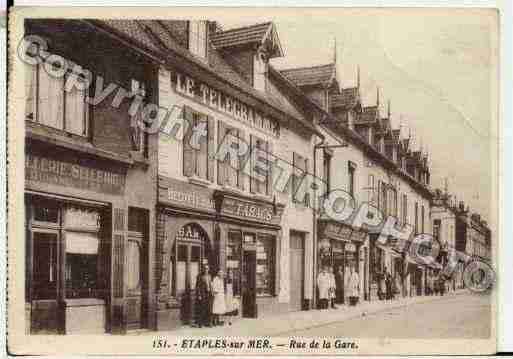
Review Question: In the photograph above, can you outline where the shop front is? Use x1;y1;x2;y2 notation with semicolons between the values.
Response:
155;177;286;330
25;142;131;335
317;219;367;305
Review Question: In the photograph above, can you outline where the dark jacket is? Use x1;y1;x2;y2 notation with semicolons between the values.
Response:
196;273;212;302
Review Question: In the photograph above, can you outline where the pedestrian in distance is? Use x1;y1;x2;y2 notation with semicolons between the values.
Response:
317;266;331;309
329;266;337;309
224;269;239;326
335;266;344;305
347;264;360;306
195;264;213;328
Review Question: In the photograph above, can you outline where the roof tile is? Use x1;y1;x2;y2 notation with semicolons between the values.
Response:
280;63;335;87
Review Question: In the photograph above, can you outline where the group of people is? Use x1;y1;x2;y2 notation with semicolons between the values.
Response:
317;264;360;309
194;265;239;328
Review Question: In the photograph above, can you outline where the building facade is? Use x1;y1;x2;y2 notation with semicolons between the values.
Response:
24;19;159;334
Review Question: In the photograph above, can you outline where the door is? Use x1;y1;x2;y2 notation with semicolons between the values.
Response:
242;250;257;318
126;232;147;330
176;243;202;324
289;232;305;311
30;231;60;334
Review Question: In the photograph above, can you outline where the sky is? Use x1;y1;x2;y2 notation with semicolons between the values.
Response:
219;7;498;221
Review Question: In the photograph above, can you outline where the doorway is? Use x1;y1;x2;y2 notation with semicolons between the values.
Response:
126;208;149;330
172;223;210;324
242;250;257;318
289;231;305;311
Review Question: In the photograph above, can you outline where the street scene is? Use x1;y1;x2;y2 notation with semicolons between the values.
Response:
166;290;490;338
10;8;496;353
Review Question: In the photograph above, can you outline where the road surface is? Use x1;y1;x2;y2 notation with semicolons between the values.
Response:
281;293;491;339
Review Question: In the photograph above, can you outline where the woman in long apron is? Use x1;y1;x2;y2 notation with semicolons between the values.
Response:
224;269;238;325
212;270;226;326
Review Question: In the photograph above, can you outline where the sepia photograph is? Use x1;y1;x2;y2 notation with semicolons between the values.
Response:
7;6;499;355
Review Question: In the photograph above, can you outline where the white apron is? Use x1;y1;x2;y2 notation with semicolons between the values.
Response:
212;276;226;314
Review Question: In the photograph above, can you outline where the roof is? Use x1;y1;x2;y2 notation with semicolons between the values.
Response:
93;20;320;136
331;87;359;110
280;63;336;88
210;22;283;58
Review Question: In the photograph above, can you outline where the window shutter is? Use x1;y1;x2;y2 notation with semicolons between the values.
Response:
266;140;273;196
237;128;246;191
292;152;298;202
303;156;309;206
217;120;226;185
250;134;257;194
182;106;195;177
207;115;215;182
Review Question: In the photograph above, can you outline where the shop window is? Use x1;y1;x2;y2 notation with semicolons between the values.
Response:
32;232;58;300
256;234;275;296
227;231;242;296
65;231;99;299
26;58;89;136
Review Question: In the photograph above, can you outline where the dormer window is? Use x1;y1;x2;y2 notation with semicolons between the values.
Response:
254;49;267;92
189;20;207;59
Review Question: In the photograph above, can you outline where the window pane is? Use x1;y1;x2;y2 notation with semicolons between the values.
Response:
38;67;64;130
256;235;274;296
65;79;87;136
32;232;58;300
65;231;99;298
66;252;98;298
126;240;141;290
33;202;59;223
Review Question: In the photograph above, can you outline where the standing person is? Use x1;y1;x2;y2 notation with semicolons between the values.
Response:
224;269;238;326
212;270;226;326
195;264;213;328
348;265;360;306
384;267;392;301
329;266;336;309
344;265;351;304
378;267;387;300
317;266;330;309
335;266;344;305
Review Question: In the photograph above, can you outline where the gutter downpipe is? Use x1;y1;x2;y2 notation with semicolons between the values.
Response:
312;135;325;311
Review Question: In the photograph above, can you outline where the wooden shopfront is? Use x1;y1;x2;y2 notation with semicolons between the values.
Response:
213;190;285;318
155;177;285;330
25;143;128;335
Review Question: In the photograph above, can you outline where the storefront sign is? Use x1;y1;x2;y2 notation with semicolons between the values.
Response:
351;230;367;243
220;196;277;224
321;220;352;242
176;223;206;243
345;243;357;252
175;71;280;137
26;154;125;194
159;176;216;213
64;207;101;231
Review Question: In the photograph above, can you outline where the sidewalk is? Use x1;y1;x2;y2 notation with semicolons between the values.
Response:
147;289;468;337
